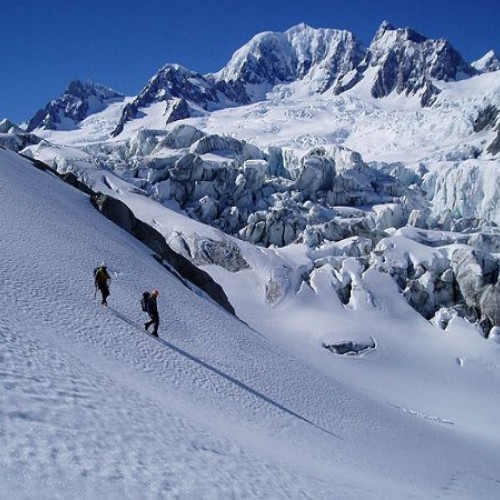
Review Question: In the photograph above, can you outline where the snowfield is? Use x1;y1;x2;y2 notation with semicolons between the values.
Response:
2;145;500;499
2;21;500;499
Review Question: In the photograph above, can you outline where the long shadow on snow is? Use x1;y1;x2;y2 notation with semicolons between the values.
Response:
108;306;341;440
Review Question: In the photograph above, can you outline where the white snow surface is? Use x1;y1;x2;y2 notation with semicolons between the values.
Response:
2;141;500;498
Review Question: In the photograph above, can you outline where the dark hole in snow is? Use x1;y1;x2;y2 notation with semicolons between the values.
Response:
323;337;376;356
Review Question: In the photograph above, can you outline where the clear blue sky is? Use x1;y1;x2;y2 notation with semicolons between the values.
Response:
2;0;499;124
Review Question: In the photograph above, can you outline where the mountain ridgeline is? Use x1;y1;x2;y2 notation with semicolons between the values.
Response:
6;21;500;338
26;80;123;132
26;21;497;134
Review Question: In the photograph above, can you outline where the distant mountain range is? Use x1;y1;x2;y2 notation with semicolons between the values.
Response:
25;21;500;136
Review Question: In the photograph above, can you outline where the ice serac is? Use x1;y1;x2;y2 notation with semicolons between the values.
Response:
366;21;476;106
26;80;124;132
475;103;500;155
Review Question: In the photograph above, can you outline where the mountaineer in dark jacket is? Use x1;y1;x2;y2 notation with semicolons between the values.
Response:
142;289;160;337
94;264;111;306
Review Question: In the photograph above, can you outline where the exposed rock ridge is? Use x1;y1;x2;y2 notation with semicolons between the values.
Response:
27;80;123;132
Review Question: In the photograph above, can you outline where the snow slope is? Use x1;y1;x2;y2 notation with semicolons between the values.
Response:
2;147;500;499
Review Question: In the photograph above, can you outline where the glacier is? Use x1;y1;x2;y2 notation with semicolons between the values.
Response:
5;22;500;335
1;21;500;496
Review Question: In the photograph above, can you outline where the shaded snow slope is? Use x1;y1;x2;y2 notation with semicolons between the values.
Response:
2;149;500;498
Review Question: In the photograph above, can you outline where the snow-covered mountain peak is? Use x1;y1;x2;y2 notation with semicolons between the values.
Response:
0;118;23;134
26;79;124;132
284;22;358;46
214;22;475;107
111;63;224;137
65;79;123;101
472;49;500;73
285;21;312;33
214;29;295;85
375;19;395;34
365;21;476;105
371;20;396;45
141;63;215;101
370;21;427;54
215;24;365;98
25;21;492;140
154;62;199;79
36;21;491;141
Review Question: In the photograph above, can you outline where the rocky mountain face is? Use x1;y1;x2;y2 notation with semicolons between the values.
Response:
28;22;483;134
112;25;366;133
366;21;476;106
215;21;476;106
0;119;40;151
26;80;123;132
111;65;232;136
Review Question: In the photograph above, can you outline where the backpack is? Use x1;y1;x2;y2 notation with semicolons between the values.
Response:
141;292;150;312
94;267;108;285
